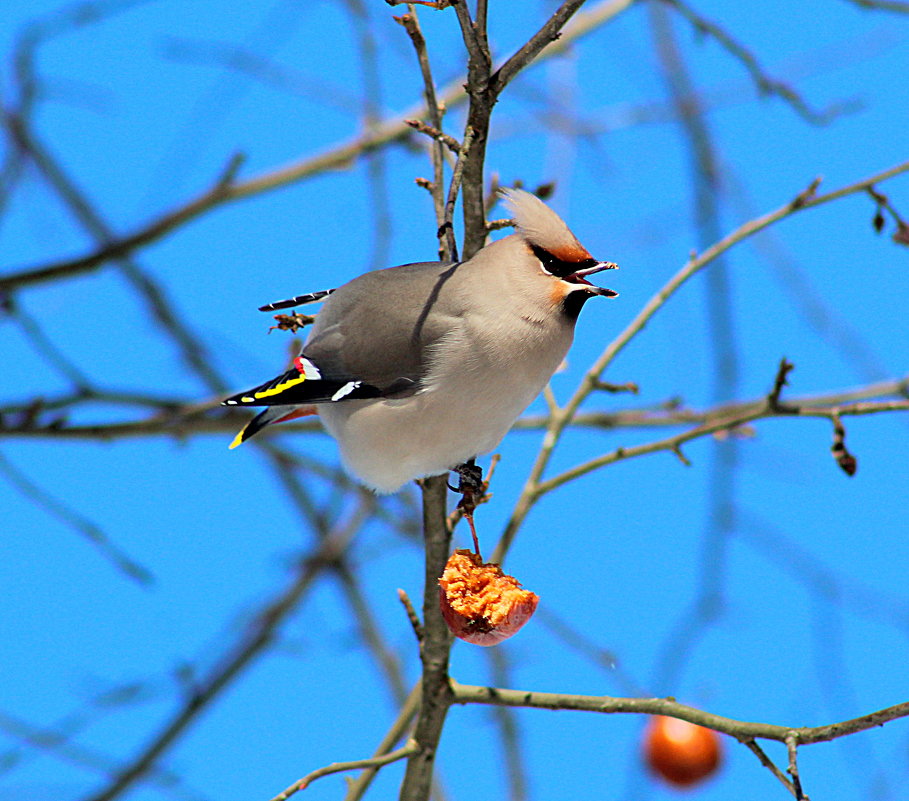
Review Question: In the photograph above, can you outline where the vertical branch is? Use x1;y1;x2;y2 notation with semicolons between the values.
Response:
396;8;488;799
452;1;494;258
400;3;644;798
453;0;590;256
440;126;476;262
400;475;454;801
396;6;451;259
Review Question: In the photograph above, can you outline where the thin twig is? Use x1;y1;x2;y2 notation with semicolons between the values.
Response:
440;126;475;262
843;0;909;11
768;357;795;409
492;0;590;94
404;118;461;154
395;6;450;257
785;732;808;800
534;391;909;497
591;380;638;394
398;588;424;642
268;740;419;801
741;738;800;798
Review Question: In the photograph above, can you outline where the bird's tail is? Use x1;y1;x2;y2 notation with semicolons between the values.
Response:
229;405;317;449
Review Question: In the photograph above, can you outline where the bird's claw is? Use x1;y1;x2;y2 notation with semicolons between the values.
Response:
452;460;484;555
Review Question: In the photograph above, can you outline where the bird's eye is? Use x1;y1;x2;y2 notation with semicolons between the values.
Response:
531;245;560;275
531;245;596;279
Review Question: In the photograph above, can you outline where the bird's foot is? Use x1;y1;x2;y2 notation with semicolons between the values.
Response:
451;460;485;556
453;460;484;495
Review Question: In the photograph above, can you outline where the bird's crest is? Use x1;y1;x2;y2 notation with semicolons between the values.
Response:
500;188;592;262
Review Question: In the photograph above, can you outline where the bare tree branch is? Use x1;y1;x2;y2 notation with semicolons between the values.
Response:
1;0;639;294
535;383;909;496
3;373;907;444
450;681;909;745
268;740;419;801
494;157;909;561
3;113;226;392
491;0;591;93
0;709;200;800
741;738;800;799
398;476;453;801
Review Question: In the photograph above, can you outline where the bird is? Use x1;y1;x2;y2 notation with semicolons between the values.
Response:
223;188;618;495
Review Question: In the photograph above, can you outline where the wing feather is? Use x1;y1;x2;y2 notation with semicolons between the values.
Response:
223;365;383;407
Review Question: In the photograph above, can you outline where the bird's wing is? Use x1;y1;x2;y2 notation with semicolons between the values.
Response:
227;404;317;450
226;260;463;411
303;260;466;389
257;288;336;312
222;354;412;409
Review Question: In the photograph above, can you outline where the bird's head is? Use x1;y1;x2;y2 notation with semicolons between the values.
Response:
501;187;618;318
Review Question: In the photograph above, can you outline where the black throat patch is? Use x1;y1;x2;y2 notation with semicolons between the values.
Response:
561;288;596;320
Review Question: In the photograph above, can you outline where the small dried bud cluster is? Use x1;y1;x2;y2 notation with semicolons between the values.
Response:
868;184;909;246
267;312;315;334
831;416;858;476
438;549;538;646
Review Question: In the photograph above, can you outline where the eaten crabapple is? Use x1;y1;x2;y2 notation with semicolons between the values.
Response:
438;549;538;646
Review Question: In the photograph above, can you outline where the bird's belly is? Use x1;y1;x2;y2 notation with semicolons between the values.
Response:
318;377;540;493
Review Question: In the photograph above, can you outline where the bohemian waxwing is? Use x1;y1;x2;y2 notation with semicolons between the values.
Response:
223;188;618;493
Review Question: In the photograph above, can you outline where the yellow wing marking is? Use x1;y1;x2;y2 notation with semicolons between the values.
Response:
229;371;310;449
228;427;247;450
253;373;307;400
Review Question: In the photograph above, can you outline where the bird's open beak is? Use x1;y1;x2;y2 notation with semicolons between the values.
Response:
565;261;619;297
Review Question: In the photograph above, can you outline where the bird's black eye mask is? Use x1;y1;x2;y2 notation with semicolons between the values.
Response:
530;244;598;279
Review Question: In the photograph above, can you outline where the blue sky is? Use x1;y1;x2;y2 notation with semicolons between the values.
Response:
2;1;909;800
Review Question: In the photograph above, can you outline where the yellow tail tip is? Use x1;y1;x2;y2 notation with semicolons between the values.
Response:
229;430;245;450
